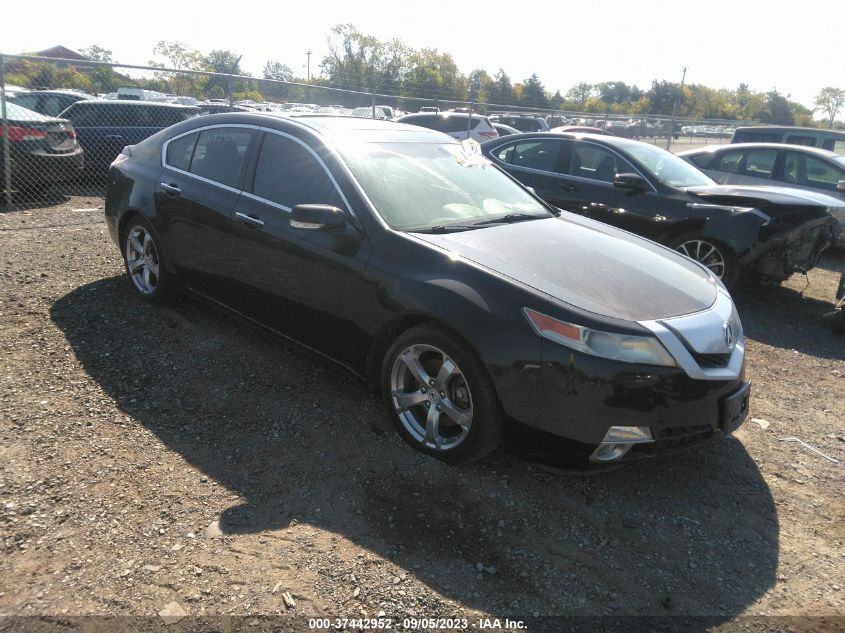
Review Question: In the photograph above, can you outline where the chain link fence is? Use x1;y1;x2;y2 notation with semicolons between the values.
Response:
1;54;753;211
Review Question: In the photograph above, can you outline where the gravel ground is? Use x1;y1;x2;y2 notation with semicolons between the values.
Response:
1;197;843;632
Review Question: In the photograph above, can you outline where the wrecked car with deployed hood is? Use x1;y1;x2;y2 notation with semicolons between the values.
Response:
481;132;841;288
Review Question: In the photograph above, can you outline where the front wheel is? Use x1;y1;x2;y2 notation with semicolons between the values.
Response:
381;325;504;464
670;233;740;289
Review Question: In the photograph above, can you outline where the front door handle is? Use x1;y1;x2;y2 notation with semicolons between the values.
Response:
235;211;265;227
160;182;181;196
559;183;578;192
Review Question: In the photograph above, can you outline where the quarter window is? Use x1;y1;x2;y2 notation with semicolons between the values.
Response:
251;133;344;209
189;128;253;188
166;132;198;171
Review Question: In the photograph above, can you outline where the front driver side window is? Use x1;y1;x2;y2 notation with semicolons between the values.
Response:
251;132;345;209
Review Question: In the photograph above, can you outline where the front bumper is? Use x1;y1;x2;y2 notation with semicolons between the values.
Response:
498;347;746;451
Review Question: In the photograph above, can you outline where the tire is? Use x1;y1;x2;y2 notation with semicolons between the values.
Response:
669;232;740;290
120;214;177;303
381;324;504;464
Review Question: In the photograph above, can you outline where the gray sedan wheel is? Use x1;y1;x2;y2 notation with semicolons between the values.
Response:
382;324;503;464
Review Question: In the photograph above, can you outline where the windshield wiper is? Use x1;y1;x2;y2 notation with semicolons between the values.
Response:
471;213;548;227
410;224;479;234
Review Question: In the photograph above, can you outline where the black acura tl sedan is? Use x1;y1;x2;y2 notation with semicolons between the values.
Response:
481;132;841;288
105;114;750;464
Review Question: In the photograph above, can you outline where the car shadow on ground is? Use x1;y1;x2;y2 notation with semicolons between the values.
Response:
50;277;778;625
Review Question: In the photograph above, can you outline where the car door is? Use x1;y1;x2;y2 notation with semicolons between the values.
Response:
225;129;373;365
489;137;567;205
551;140;658;235
156;125;257;300
709;148;779;187
781;150;845;203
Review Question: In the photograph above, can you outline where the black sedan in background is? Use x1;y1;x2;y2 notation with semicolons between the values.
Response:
106;114;749;465
482;133;842;288
0;102;84;190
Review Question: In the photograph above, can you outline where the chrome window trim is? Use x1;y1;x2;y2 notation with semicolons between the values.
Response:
252;127;356;219
639;289;744;381
160;123;259;172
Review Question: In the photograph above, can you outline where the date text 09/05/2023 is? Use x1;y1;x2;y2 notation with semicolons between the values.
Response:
308;617;528;629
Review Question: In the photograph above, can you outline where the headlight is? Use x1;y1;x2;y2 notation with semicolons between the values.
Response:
523;308;676;367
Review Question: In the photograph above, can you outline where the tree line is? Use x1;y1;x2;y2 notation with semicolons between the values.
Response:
4;27;844;127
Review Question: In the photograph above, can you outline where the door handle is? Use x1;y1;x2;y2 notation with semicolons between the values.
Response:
235;211;265;227
559;183;578;192
160;182;181;196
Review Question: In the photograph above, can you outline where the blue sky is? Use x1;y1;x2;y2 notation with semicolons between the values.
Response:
4;0;843;112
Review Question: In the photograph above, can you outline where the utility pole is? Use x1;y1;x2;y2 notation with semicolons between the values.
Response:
306;50;312;83
666;66;687;150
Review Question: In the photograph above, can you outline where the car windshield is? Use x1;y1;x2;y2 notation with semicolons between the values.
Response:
338;141;552;231
621;141;715;188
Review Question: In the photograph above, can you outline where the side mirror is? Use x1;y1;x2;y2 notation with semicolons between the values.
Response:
290;204;346;231
837;180;845;192
613;173;648;193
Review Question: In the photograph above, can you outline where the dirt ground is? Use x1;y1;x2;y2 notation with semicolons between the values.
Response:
1;197;843;632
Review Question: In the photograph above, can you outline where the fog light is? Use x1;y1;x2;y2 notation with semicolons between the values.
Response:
590;426;654;462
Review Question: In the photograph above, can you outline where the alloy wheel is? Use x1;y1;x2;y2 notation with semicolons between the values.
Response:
389;344;473;451
675;239;727;279
125;226;160;295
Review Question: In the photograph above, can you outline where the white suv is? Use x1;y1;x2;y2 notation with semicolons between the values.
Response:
396;112;498;143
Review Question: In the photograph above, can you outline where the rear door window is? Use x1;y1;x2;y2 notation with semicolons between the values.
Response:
251;132;344;209
570;142;636;183
741;149;777;179
716;151;744;173
497;139;562;172
189;127;254;189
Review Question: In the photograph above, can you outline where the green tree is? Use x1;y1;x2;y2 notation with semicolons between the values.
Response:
566;82;593;108
814;87;845;128
521;73;549;109
150;40;207;97
488;69;515;105
263;61;293;82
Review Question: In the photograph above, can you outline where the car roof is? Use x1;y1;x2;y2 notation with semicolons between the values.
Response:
734;125;845;136
680;143;842;159
194;112;461;144
12;89;92;97
397;111;482;119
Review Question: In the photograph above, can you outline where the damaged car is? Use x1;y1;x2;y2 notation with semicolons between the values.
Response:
106;114;750;465
481;133;841;288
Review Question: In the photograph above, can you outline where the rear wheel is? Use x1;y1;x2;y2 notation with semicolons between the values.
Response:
670;233;740;289
121;215;176;303
381;325;503;464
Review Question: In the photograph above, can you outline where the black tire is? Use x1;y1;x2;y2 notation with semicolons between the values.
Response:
381;324;504;464
669;232;740;290
120;214;177;303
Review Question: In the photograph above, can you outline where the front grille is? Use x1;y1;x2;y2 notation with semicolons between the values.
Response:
690;351;731;369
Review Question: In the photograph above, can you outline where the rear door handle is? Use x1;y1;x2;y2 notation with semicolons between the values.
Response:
235;211;265;227
160;182;181;195
559;183;578;192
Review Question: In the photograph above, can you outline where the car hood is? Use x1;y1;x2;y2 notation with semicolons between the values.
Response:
686;184;844;209
410;214;718;322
